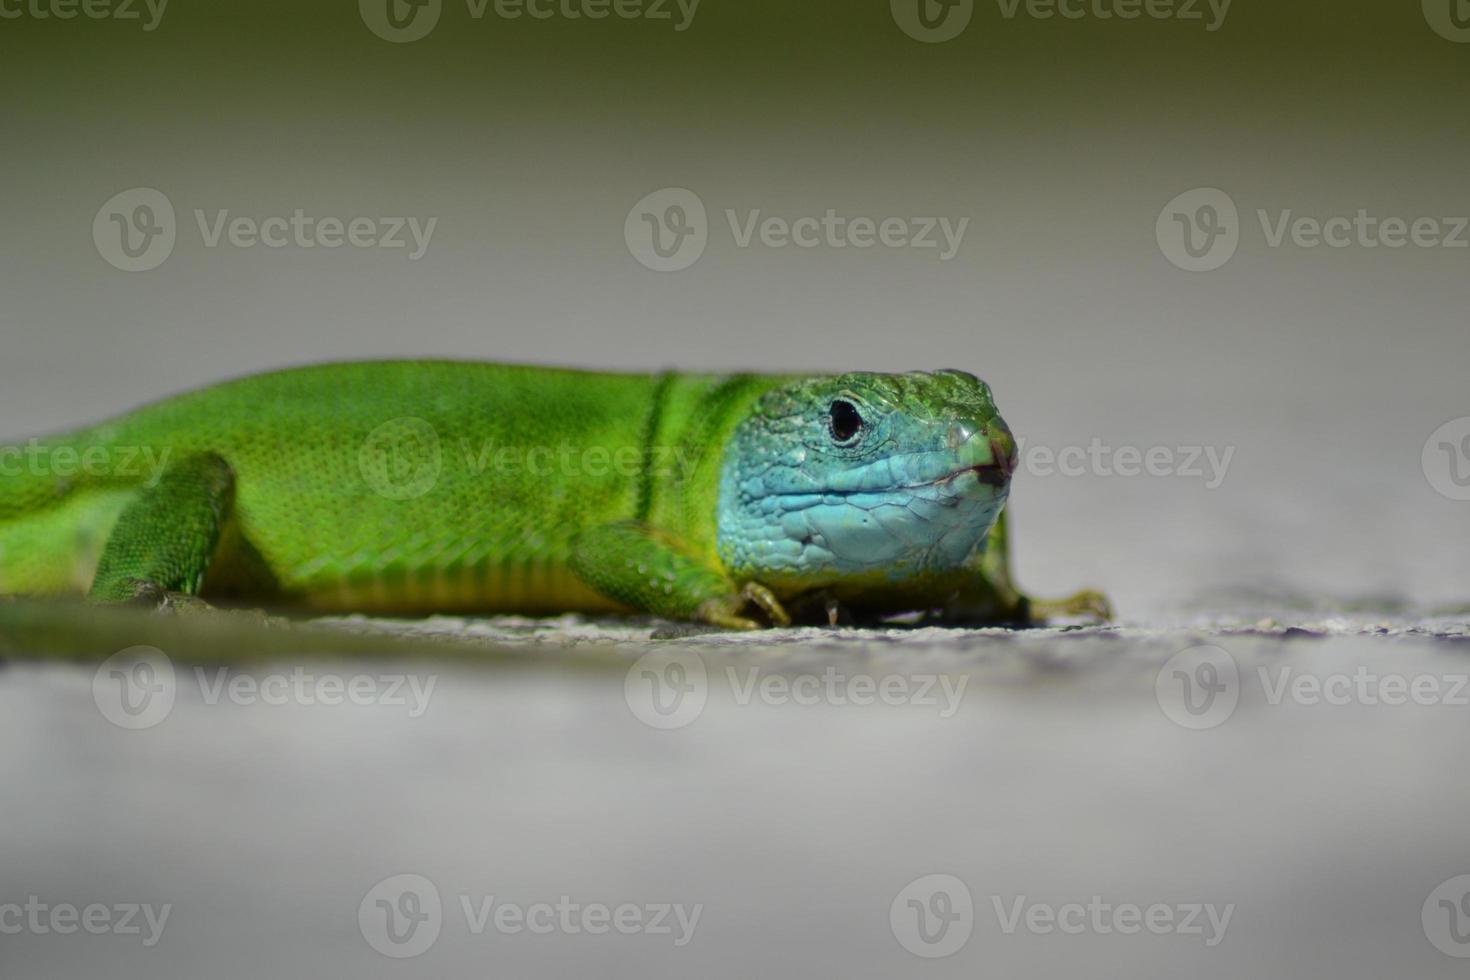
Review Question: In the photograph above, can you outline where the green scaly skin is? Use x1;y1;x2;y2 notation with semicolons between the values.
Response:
0;361;1109;629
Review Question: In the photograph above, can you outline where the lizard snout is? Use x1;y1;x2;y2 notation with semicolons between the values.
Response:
947;417;1017;487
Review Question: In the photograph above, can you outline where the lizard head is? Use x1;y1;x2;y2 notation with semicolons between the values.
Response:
716;369;1016;593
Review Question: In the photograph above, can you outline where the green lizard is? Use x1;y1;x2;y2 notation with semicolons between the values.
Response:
0;361;1108;629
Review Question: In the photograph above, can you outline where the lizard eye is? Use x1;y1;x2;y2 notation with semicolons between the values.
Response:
828;400;863;443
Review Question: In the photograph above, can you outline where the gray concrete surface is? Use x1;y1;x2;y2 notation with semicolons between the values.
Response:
3;608;1469;978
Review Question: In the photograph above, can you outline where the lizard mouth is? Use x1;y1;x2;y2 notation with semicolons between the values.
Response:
914;437;1017;490
977;434;1019;485
967;461;1012;488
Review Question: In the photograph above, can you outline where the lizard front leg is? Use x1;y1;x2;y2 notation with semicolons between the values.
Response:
940;509;1112;626
570;521;789;630
87;452;235;612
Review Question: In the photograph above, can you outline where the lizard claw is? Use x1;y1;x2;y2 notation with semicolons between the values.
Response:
696;583;791;630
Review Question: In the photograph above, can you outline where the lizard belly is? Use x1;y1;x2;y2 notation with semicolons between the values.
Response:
248;532;626;615
290;557;622;615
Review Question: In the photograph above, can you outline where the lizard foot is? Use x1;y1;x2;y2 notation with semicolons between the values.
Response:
1027;589;1113;624
125;581;284;627
696;582;792;630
